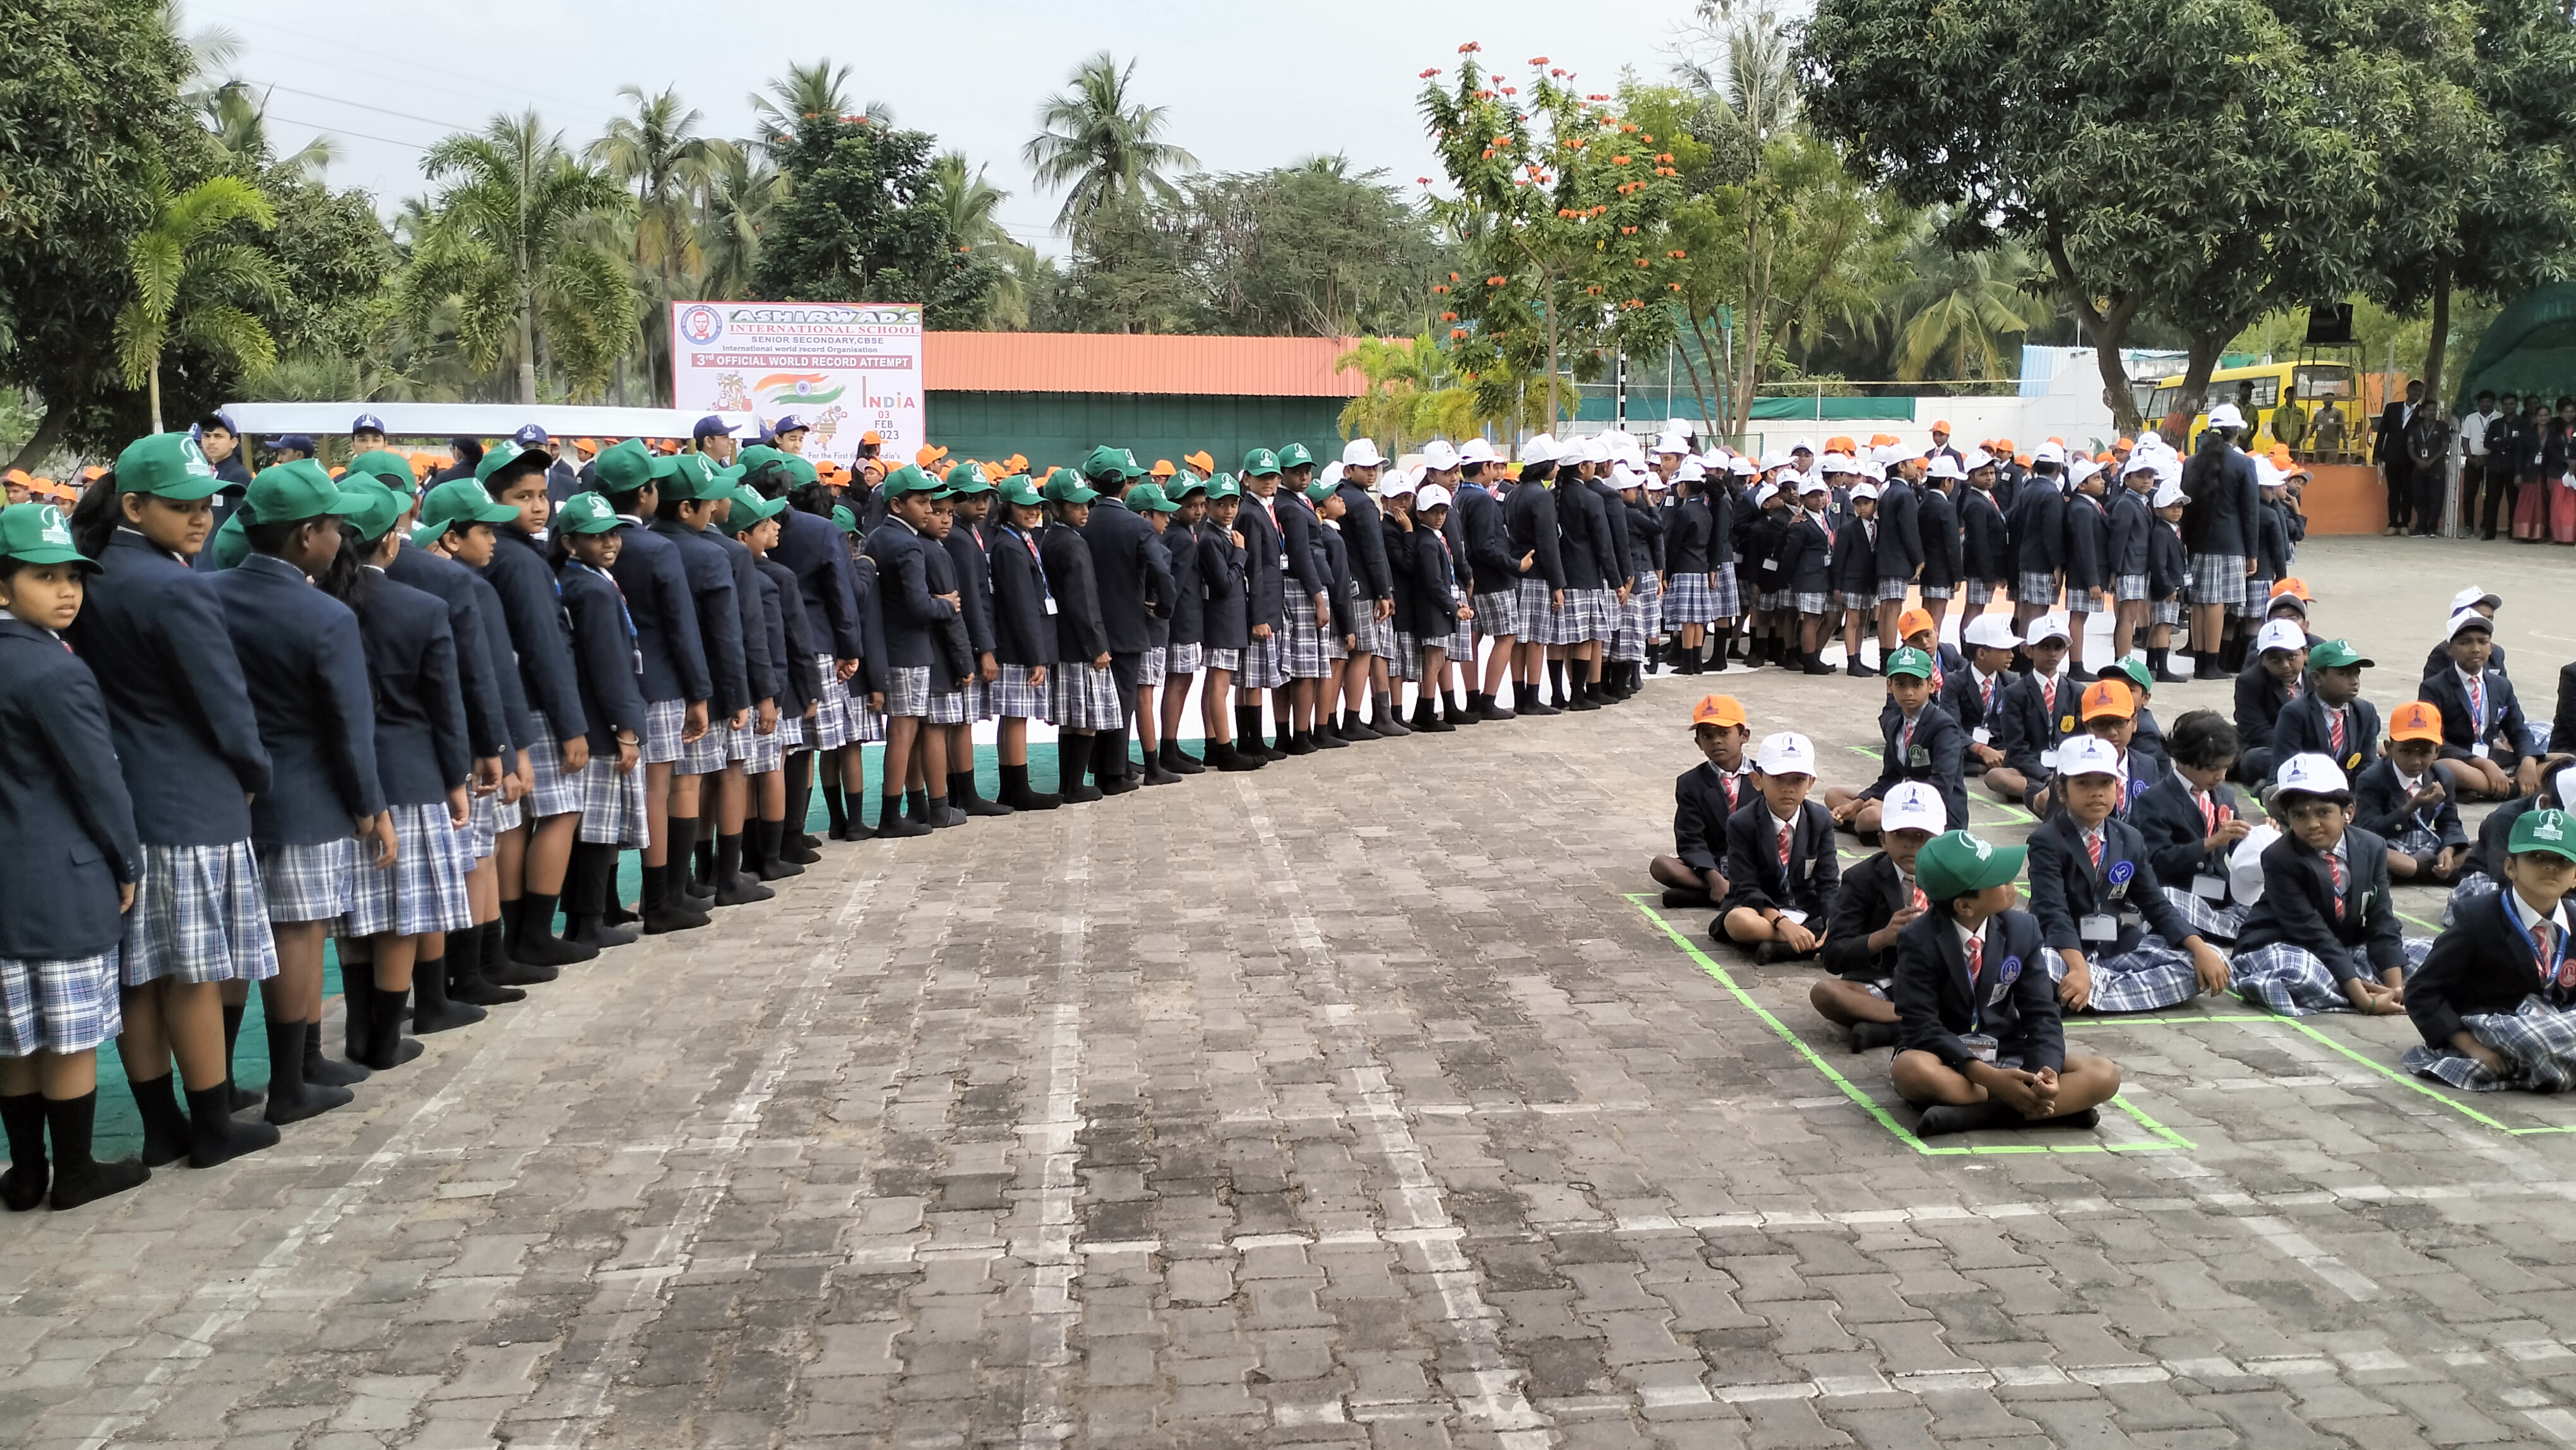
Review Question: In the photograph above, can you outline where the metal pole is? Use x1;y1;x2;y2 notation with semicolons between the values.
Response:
1615;349;1628;430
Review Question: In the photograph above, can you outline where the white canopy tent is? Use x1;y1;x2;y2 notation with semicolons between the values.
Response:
219;402;760;441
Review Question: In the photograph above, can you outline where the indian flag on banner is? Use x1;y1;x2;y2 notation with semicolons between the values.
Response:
754;373;847;407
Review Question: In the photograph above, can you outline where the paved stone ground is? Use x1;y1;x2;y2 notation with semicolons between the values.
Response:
9;535;2576;1450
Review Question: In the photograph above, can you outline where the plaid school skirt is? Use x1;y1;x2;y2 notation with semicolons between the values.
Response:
1476;587;1525;640
806;656;854;750
1875;576;1911;604
258;836;359;925
1390;631;1420;681
2152;597;2188;626
2443;871;2504;928
1967;579;2005;608
778;713;808;750
1919;581;1955;601
1351;601;1397;659
642;697;687;765
1052;659;1123;730
1515;577;1568;645
737;719;786;774
2078;938;2200;1014
1242;634;1289;690
1207;647;1242;674
2015;570;2060;606
2234;937;2432;1016
1164;642;1205;680
123;840;278;985
341;803;474;939
1624;574;1662;648
1445;617;1476;664
1282;604;1330;679
2187;553;2248;609
467;790;515;860
1664;572;1723;628
924;683;972;726
2404;998;2576;1092
577;755;652;848
0;947;121;1057
526;717;583;817
2159;884;2248;942
678;705;732;774
1568;587;1618;642
1833;590;1878;613
1140;646;1167;682
885;664;933;719
1793;590;1833;617
2114;573;2152;603
848;693;886;743
992;662;1052;721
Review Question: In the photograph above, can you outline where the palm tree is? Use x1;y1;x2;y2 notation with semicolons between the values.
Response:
698;148;782;299
588;87;732;393
750;61;891;153
1890;240;2054;382
114;175;287;433
1023;52;1198;231
1336;335;1438;453
201;81;336;179
406;112;635;403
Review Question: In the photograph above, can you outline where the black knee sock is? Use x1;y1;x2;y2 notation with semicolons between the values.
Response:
904;787;929;821
480;917;508;979
822;774;848;834
1;1090;45;1183
715;834;744;884
693;829;716;887
1548;660;1566;702
42;1092;97;1173
128;1074;189;1166
666;813;702;897
519;890;563;947
786;752;814;836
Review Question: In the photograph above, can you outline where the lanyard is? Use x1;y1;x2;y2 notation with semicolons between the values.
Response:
1012;526;1055;610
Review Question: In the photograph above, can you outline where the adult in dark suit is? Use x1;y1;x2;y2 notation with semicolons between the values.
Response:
2375;379;2423;537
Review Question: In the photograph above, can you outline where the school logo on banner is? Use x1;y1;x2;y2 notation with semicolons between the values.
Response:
678;305;725;345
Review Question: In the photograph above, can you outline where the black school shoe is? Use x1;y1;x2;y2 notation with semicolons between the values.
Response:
1913;1101;2010;1136
1849;1021;1900;1052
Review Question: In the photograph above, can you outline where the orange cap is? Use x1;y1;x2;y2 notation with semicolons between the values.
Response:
1931;419;1953;432
1825;434;1857;454
2;468;28;486
2015;453;2032;468
915;444;947;466
2114;436;2135;450
2389;700;2443;743
2270;577;2311;602
1151;458;1176;477
81;465;105;480
1690;694;1749;729
1897;606;1936;641
2080;678;2135;720
1992;437;2014;453
860;430;883;445
1184;450;1214;472
1869;433;1899;447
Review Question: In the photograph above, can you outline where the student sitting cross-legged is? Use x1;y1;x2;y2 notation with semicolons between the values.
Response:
1890;828;2124;1135
2443;758;2576;926
1650;694;1755;909
1813;781;1946;1051
1713;731;1839;962
2230;753;2433;1016
2402;808;2576;1091
2134;710;2256;944
1827;647;1968;842
2356;701;2471;887
2025;737;2232;1014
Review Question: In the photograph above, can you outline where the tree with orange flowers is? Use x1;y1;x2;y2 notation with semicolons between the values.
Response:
1417;47;1690;435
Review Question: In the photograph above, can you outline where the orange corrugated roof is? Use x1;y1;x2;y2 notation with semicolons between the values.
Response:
926;333;1371;397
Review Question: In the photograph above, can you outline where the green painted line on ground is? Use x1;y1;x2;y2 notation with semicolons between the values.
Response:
1623;894;2190;1156
1977;795;2039;827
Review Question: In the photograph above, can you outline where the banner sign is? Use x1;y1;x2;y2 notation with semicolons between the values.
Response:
669;301;924;464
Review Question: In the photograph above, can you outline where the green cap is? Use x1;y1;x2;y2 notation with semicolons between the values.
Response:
1081;445;1138;482
1241;448;1281;477
247;459;363;525
1913;829;2027;903
472;441;527;485
209;511;248;569
0;502;98;571
2511;808;2576;863
650;452;721;502
1127;481;1178;513
1303;480;1334;505
115;433;223;500
736;444;785;475
1206;472;1242;501
340;480;407;542
2308;638;2373;670
880;464;939;499
943;462;993;494
998;474;1045;508
1883;646;1935;680
408;520;448;548
1277;443;1313;469
782;453;820;489
554;491;624;536
418;477;520;533
590;439;655;494
1167;472;1209;500
2111;656;2155;697
829;504;859;534
725;486;783;531
343;450;419;496
1040;468;1100;505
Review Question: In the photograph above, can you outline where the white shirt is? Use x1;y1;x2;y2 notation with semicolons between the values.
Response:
1952;915;1986;964
2507;884;2569;942
2462;408;2500;458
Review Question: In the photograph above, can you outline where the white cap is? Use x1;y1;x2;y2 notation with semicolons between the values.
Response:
1418;438;1460;471
1760;450;1790;471
2253;456;2286;489
1927;455;1965;480
2068;458;2101;488
1754;731;1816;776
1675;459;1706;482
1752;482;1778;506
2058;735;2123;779
2447;608;2495;640
1819;452;1856;474
1799;477;1830;496
1377;470;1416;498
2256;618;2308;654
1666;417;1693;440
1652;433;1689;455
1851;481;1881;500
1729;455;1758;476
1609;462;1645;490
2451;585;2500;611
1457;436;1496;465
2032;441;2066;464
2135;426;2164;449
1879;781;1948;835
1414;482;1453;511
2557;764;2576;810
1791;438;1818;455
1962;613;2019;650
2207;402;2246;430
1861;459;1887;481
1320;460;1344;488
2274;752;2349;797
2026;613;2072;645
1960;447;1993;471
2230;822;2281;906
1342;438;1385;468
2150;479;2187;509
1520;433;1557;464
1643;473;1670;493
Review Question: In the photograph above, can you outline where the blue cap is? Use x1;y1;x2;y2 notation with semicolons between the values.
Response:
693;414;737;440
511;423;550;448
350;413;385;434
772;414;808;434
270;434;316;455
205;409;240;436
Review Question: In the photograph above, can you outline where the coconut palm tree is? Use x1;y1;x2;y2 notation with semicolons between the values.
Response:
750;61;892;154
114;175;287;433
588;87;733;393
1023;52;1198;231
405;111;635;403
1891;241;2054;383
698;148;782;300
201;81;337;179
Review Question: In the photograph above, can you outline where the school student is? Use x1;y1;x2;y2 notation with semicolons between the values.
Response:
212;460;395;1120
2058;460;2112;678
1501;442;1566;713
1659;468;1722;676
1400;483;1473;730
936;465;1013;810
1234;450;1295;757
2231;754;2432;1016
1125;479;1184;776
1832;646;1968;840
63;435;280;1167
865;465;967;832
1335;440;1403;734
2420;609;2537;801
2405;808;2576;1088
1715;731;1840;961
2231;618;2310;788
1275;445;1347;741
590;443;713;934
1984;613;2074;804
1952;614;2018;779
0;502;153;1209
1037;468;1122;798
650;453;751;887
1830;479;1883;677
1959;462;2011;618
2268;638;2376;783
1306;474;1360;743
1890;828;2124;1135
1650;694;1755;907
1814;781;1947;1051
2445;760;2576;926
2025;736;2231;1014
703;460;789;879
1777;480;1838;676
748;449;852;856
1196;475;1257;772
1916;456;1962;635
2146;477;2192;682
734;486;823;873
328;484;475;1070
987;475;1064;808
2355;700;2469;886
2103;658;2168;782
2106;457;2159;671
2135;710;2256;944
549;494;653;945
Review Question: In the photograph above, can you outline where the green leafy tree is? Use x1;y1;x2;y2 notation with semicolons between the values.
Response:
588;86;733;395
1192;159;1448;337
698;148;782;299
404;111;635;403
750;61;887;155
1887;233;2054;383
927;152;1032;327
753;111;999;328
1023;52;1198;231
114;174;287;434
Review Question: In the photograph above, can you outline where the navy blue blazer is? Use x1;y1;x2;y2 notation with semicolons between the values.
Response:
2025;813;2195;960
2272;693;2380;777
69;529;270;845
2353;758;2469;849
1502;480;1565;589
942;520;1000;657
1822;851;1912;984
1945;661;2006;743
1893;908;2063;1073
2149;517;2188;600
847;556;890;698
1875;480;1922;580
0;619;141;958
558;559;649;753
2426;637;2508;684
1864;700;1971;829
1556;481;1609;591
481;527;588;742
1339;482;1396;600
2409;888;2575;1048
2180;441;2260;557
385;542;511;760
716;530;778;704
210;553;387;844
1591;479;1634;587
1664;495;1716;577
1959;488;2010;582
463;570;535;751
2008;482;2065;576
758;558;825;715
654;518;749;716
1916;486;1960;584
2059;492;2110;591
355;571;472;806
1829;517;1880;597
2236;829;2404;977
1673;761;1752;875
1159;518;1204;648
1039;520;1109;662
987;524;1058;666
1779;512;1834;596
1081;496;1159;654
2421;663;2531;769
1995;669;2077;777
2232;662;2299;752
1319;523;1356;639
775;505;863;660
1196;519;1249;652
1236;492;1289;632
2134;772;2245;901
862;519;959;672
2107;489;2154;577
609;518;712;706
1456;482;1517;595
1720;796;1840;919
1276;491;1332;601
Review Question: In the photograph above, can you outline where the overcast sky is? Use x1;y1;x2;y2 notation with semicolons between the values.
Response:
188;0;1705;259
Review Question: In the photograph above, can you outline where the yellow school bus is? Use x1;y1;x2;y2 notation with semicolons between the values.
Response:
2143;361;2368;460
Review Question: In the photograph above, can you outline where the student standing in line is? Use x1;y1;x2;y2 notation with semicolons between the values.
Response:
1501;439;1566;714
1039;468;1121;798
64;436;280;1168
650;453;751;890
1813;782;1947;1052
1196;474;1256;772
1333;440;1403;738
987;474;1063;809
1914;453;1963;638
551;493;653;939
1306;474;1360;743
591;443;713;935
936;464;1012;812
863;466;963;833
732;486;821;872
0;502;155;1209
700;458;786;882
2057;460;2112;681
1156;475;1211;775
1274;443;1345;745
1124;479;1184;775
